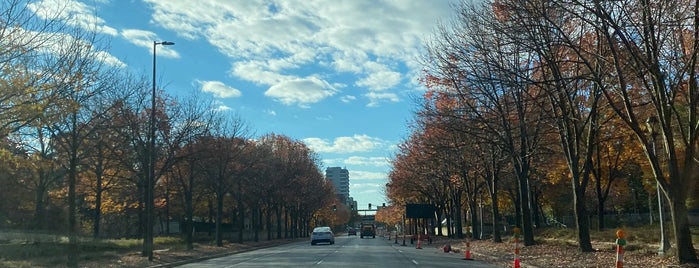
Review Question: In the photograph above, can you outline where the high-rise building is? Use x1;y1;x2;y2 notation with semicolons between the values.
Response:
325;166;349;202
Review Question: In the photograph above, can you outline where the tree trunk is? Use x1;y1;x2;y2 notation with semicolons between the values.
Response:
93;186;102;239
34;182;46;230
215;191;223;247
531;190;541;228
573;186;593;252
276;206;282;239
669;184;698;263
454;194;463;239
237;198;244;243
435;207;444;236
266;207;272;241
511;189;520;227
597;197;605;230
284;208;289;239
469;199;479;240
490;186;502;243
517;173;534;245
253;206;259;242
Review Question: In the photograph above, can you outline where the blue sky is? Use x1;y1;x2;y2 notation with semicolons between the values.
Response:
29;0;458;209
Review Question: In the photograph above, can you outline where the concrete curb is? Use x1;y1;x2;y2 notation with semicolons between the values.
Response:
147;239;304;268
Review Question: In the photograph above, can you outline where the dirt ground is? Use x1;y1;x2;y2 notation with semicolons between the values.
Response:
434;237;696;268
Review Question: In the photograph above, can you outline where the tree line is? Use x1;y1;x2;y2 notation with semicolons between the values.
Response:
0;1;337;266
385;0;699;265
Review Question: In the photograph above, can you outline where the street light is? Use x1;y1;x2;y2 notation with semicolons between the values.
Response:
646;116;670;255
145;40;174;261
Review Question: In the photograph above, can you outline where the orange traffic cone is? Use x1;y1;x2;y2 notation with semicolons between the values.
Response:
463;241;473;260
463;225;474;260
616;229;626;268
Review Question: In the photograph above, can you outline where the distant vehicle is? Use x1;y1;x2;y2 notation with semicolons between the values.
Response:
347;228;357;236
360;223;375;238
311;226;335;245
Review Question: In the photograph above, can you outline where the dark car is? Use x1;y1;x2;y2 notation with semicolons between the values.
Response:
360;223;375;238
347;228;357;236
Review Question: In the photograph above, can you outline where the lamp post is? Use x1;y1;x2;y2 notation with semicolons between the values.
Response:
145;40;174;261
645;116;670;255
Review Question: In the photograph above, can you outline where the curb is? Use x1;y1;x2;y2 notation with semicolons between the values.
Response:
147;239;303;268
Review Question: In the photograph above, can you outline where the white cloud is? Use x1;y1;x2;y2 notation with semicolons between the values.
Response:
121;29;180;59
340;95;356;103
265;77;336;107
94;50;126;68
304;134;386;153
214;105;232;112
365;92;400;107
315;115;333;121
344;156;390;167
21;2;123;67
350;170;388;180
356;70;402;91
28;0;117;36
198;80;242;98
211;100;232;111
232;60;289;86
9;28;125;68
142;0;455;106
351;182;387;199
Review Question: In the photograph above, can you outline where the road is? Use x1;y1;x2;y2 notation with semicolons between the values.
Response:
176;235;502;268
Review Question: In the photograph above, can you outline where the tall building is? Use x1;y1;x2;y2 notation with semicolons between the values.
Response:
325;167;349;202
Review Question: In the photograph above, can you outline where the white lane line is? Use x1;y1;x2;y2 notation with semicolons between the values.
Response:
412;260;418;265
316;260;324;265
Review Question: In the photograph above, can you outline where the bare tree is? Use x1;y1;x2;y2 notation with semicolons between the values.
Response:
581;0;699;263
421;1;552;246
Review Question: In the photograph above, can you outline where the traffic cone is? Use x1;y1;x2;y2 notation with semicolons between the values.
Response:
616;229;626;268
463;241;473;260
463;230;473;260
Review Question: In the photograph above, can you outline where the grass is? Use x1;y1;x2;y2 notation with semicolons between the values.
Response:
0;234;186;268
532;224;699;254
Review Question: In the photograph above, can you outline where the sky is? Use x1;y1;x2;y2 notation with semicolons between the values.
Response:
27;0;459;210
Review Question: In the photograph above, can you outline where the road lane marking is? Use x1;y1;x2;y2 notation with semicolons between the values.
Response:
316;260;323;265
412;260;419;265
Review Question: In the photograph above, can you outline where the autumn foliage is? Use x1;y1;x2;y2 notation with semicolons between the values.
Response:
387;0;699;265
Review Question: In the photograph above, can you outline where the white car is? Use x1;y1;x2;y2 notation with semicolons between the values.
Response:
311;226;335;245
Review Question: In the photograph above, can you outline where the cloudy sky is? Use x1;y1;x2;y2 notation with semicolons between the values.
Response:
28;0;458;209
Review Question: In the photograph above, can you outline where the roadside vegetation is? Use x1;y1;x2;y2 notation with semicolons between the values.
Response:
3;0;699;267
0;233;298;268
382;0;699;266
0;1;345;267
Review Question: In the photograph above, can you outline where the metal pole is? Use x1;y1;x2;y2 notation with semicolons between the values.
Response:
146;41;174;261
657;180;669;255
650;128;670;255
144;41;157;261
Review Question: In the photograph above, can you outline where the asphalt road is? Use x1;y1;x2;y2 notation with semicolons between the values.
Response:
176;235;502;268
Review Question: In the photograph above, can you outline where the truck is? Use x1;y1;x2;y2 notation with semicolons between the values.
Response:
360;223;376;238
